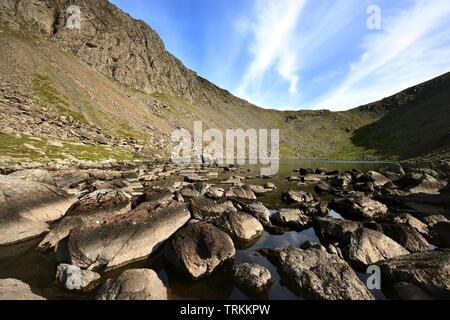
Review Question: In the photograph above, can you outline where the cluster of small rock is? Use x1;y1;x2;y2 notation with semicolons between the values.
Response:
0;88;144;152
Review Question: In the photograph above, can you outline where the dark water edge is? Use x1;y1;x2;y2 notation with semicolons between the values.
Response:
0;160;390;300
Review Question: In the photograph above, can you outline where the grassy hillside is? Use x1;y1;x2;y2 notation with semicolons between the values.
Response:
0;1;448;164
0;24;383;163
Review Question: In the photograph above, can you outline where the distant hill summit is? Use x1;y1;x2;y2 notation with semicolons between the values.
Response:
0;0;448;163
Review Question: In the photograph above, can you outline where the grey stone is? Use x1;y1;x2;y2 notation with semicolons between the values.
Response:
56;264;100;291
97;269;167;300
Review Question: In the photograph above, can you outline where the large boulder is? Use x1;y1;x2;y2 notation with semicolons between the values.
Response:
39;189;131;251
331;195;389;221
379;223;429;253
205;186;225;200
393;213;429;236
212;211;264;243
61;200;190;270
89;169;135;181
313;216;362;244
8;169;56;186
348;228;409;267
378;250;450;299
0;279;46;300
0;177;77;246
271;209;313;230
190;197;236;221
261;246;374;300
433;222;450;248
164;221;235;279
96;269;167;300
360;171;392;187
380;163;405;176
232;263;272;294
392;282;434;300
136;188;173;207
56;264;100;291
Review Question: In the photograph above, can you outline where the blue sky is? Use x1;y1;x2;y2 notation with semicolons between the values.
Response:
109;0;450;111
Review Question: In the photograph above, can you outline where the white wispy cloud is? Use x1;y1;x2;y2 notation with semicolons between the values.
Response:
236;0;307;98
313;0;450;110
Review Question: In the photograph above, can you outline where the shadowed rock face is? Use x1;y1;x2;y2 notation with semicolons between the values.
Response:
313;216;362;245
165;221;236;279
96;269;167;300
61;200;190;271
261;246;374;300
378;250;450;299
56;264;100;291
0;177;77;246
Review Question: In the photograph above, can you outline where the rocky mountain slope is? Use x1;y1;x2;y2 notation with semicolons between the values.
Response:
0;0;448;164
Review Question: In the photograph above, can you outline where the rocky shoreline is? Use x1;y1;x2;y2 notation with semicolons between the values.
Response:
0;160;449;300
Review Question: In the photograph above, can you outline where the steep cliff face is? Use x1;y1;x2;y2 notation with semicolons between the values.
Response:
0;0;237;106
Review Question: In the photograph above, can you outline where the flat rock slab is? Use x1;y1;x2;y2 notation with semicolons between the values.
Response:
261;246;374;300
63;201;190;270
0;279;46;300
97;269;167;300
378;250;450;299
243;202;270;223
379;223;429;253
56;264;100;291
0;177;77;246
165;221;236;279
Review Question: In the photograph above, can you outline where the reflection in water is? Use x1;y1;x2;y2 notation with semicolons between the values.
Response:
0;161;387;300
